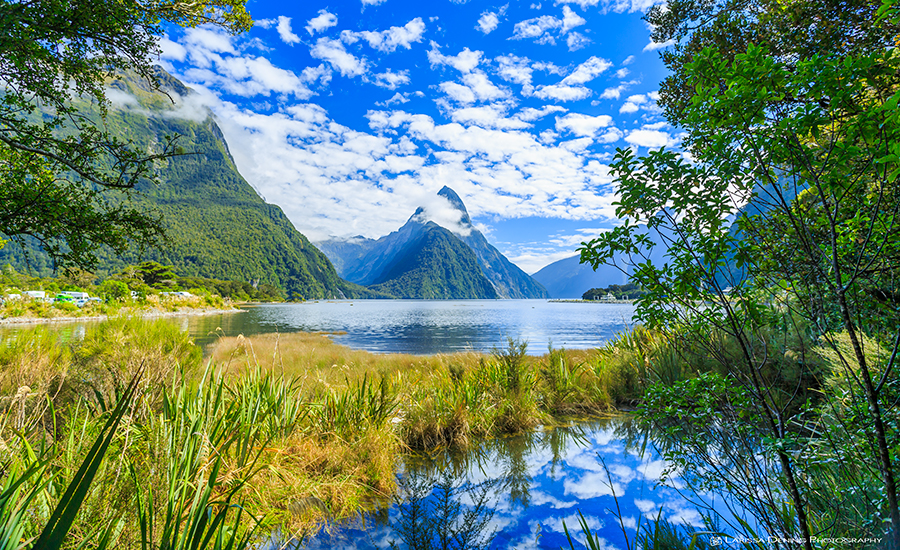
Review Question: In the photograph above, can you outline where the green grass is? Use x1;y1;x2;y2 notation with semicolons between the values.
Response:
0;320;659;546
6;317;881;547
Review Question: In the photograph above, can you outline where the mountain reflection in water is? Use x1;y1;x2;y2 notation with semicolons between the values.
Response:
280;416;739;550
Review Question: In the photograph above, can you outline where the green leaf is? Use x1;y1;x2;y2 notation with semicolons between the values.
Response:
31;368;143;550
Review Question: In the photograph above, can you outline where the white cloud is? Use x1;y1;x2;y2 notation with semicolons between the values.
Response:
511;15;562;40
529;491;576;509
254;19;275;29
439;82;477;103
644;38;675;51
159;36;187;61
566;32;591;51
625;128;677;148
635;499;658;513
276;16;301;45
598;127;624;143
564;472;623;499
554;0;600;7
350;18;426;52
534;84;591;101
162;26;623;245
515;105;566;121
600;80;638;99
477;11;500;34
615;67;630;78
531;57;609;101
451;106;531;129
462;71;508;101
512;249;578;274
428;43;482;73
310;37;367;77
373;69;410;89
561;6;587;32
620;93;662;114
533;61;565;75
306;10;338;35
510;6;585;42
622;54;636;65
603;0;665;13
184;27;237;59
555;113;613;137
637;459;669;481
361;0;387;5
106;87;140;107
183;58;317;99
176;27;328;99
561;56;612;85
377;92;410;106
495;55;533;94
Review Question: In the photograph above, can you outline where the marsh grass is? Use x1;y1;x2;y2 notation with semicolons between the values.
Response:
0;321;673;548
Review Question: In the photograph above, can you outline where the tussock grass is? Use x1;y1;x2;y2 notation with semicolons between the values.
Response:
209;331;485;391
1;320;667;548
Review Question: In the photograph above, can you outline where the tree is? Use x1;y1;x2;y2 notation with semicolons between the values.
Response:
134;261;177;288
580;0;900;546
0;0;252;271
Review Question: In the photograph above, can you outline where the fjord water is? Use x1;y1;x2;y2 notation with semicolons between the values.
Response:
285;417;731;550
188;300;636;354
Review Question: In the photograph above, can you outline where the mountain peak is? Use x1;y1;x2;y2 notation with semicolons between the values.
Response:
437;186;469;216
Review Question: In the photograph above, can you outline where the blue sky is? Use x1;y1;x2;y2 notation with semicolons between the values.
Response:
155;0;676;273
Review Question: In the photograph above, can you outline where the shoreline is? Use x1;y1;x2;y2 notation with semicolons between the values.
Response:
0;306;245;326
548;299;635;304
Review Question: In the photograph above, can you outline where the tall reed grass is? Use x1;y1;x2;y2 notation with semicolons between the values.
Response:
0;319;670;547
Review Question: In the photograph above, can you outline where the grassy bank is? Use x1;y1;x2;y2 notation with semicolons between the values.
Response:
4;317;885;548
0;318;654;548
0;293;236;324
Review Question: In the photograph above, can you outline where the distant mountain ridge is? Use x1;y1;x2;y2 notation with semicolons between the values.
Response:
532;255;628;299
0;68;375;300
317;187;548;299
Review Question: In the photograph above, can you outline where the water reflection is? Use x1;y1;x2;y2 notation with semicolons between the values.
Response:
293;417;736;550
389;473;500;550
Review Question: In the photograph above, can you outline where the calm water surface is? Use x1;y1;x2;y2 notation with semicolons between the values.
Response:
188;300;636;354
274;417;737;550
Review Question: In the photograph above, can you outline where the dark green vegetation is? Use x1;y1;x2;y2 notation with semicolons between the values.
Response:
435;187;548;299
0;0;250;272
1;321;646;548
582;283;643;301
103;260;284;302
0;72;375;300
318;187;548;300
0;261;283;322
579;0;900;546
370;223;499;299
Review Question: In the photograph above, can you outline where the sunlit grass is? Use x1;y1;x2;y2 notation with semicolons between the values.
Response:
0;320;657;547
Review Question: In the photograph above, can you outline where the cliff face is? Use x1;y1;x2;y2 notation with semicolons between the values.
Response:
368;222;499;299
318;186;548;299
0;69;372;299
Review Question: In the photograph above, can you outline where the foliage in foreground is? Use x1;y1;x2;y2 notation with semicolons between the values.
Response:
578;0;900;545
4;313;896;547
0;321;654;547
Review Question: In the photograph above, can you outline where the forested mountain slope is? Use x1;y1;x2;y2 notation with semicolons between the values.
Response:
0;69;374;299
